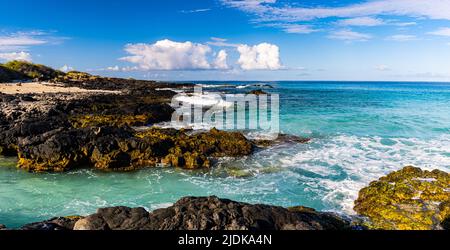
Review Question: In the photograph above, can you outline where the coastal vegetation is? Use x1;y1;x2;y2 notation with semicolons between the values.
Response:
1;60;64;81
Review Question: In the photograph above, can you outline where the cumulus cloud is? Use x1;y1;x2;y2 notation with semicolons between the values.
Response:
428;27;450;37
237;43;281;70
60;65;74;72
121;39;215;70
120;39;230;70
0;51;32;62
213;50;229;69
386;34;417;41
336;17;385;26
119;39;284;71
328;30;372;42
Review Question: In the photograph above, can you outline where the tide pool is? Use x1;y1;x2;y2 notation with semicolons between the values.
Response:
1;81;450;228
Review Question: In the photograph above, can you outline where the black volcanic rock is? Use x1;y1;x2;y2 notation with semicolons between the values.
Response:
21;216;83;230
72;196;350;230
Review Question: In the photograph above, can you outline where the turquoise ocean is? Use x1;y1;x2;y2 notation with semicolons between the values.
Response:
1;81;450;228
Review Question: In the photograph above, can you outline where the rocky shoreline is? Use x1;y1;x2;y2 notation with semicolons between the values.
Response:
0;61;258;171
0;166;446;230
1;61;449;230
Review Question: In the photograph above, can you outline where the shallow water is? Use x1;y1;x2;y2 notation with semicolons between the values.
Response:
1;81;450;228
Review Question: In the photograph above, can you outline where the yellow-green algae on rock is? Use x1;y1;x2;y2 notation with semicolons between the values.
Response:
354;166;450;230
69;114;153;128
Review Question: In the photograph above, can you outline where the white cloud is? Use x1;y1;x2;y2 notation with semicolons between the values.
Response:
222;0;450;21
0;31;65;64
375;65;390;71
0;36;46;47
337;17;385;26
121;39;219;70
395;22;417;27
0;51;32;62
207;37;239;47
107;65;120;71
237;43;281;70
180;8;211;13
221;0;450;35
386;34;417;41
428;27;450;37
213;50;229;69
276;24;319;34
60;65;74;72
328;30;372;42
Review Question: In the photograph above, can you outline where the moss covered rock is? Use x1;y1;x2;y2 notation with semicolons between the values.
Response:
354;166;450;230
54;71;99;82
3;60;64;81
70;114;153;128
17;127;253;172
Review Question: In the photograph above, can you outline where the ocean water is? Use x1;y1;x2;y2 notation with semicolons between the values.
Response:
1;81;450;228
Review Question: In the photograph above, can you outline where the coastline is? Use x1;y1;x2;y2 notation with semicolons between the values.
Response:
1;61;449;230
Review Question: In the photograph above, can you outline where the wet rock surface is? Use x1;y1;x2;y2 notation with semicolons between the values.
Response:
21;216;83;230
354;166;450;230
253;134;311;147
23;196;349;230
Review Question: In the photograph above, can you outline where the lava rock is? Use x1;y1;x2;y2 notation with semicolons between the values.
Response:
21;216;83;230
71;196;350;230
354;166;450;230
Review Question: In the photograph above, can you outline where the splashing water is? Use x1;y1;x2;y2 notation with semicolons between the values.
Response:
1;81;450;228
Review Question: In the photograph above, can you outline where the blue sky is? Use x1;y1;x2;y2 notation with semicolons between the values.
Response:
1;0;450;81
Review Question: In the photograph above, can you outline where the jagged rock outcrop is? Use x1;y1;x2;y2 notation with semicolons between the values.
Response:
354;166;450;230
16;126;253;171
46;196;349;230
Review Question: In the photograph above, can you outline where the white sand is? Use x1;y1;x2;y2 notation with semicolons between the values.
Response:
0;82;120;95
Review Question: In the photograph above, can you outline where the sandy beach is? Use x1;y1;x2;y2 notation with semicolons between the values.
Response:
0;82;120;95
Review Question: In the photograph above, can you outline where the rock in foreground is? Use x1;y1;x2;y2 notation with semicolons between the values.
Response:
20;196;350;230
354;166;450;230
